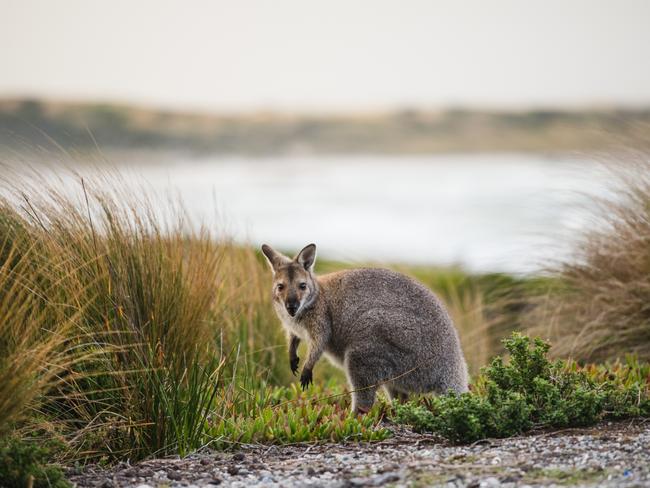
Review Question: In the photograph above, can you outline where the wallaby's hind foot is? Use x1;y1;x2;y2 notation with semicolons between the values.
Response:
346;349;384;414
384;386;409;403
350;387;376;415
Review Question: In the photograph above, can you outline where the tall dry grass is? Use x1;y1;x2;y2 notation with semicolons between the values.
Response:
0;238;79;435
434;279;491;376
0;169;283;460
526;154;650;362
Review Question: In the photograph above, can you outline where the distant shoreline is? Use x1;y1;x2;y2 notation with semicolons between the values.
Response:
1;98;649;156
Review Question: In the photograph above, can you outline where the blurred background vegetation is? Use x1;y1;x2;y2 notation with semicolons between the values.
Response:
2;98;650;156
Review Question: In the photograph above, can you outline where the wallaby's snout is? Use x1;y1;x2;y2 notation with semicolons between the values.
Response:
286;296;300;317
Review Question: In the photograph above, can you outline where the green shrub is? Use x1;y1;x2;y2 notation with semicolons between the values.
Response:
393;333;650;443
0;437;69;488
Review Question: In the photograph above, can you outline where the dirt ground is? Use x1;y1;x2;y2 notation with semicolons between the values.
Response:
67;419;650;487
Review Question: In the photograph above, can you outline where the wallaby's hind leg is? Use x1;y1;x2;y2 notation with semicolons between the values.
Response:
345;349;389;414
350;384;377;414
384;386;409;403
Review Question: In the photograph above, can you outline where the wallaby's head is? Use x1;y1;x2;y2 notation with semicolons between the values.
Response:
261;243;318;317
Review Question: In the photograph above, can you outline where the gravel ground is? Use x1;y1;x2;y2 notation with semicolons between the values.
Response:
67;419;650;488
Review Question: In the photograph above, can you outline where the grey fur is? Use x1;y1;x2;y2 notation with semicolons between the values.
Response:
261;243;469;413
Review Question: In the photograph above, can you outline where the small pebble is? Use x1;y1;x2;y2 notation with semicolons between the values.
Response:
167;470;183;481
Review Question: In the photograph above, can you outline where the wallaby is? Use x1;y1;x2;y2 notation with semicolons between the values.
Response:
261;243;469;413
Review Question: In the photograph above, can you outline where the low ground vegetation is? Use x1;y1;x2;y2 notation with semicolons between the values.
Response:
0;437;69;488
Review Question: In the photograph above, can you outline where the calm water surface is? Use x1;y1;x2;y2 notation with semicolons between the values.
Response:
104;153;611;274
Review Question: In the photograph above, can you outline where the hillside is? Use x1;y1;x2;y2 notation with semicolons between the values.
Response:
1;98;649;156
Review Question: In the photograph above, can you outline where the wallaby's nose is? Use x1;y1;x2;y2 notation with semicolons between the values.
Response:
286;300;299;317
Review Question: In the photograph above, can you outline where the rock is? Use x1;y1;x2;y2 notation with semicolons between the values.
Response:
376;463;399;473
446;474;465;485
232;452;245;462
119;468;134;477
372;472;400;485
345;478;369;487
480;477;501;487
167;470;183;481
196;477;222;486
499;475;519;483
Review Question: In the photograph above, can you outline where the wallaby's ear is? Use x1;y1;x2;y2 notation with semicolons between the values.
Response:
261;244;284;272
295;243;317;271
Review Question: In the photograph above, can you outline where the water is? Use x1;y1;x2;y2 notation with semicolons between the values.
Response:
113;152;611;274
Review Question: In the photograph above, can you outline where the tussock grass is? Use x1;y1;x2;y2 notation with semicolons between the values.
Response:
0;237;78;434
527;155;650;362
0;170;278;460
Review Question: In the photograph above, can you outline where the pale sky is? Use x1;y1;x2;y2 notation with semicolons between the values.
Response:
2;0;650;112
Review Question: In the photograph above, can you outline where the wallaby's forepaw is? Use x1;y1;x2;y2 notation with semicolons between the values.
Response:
300;368;313;390
290;355;300;376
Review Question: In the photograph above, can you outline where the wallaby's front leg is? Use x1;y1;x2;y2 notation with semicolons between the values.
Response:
289;334;300;376
300;330;329;390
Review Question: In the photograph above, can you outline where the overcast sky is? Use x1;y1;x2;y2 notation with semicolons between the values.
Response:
2;0;650;112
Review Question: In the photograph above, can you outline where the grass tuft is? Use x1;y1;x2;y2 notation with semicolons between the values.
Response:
526;156;650;362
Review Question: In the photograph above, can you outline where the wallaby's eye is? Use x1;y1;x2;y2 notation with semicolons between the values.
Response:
277;283;285;291
299;282;307;290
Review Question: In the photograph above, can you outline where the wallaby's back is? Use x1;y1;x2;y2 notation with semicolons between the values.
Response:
319;268;468;395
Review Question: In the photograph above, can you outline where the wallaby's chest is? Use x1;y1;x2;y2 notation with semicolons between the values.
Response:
274;304;312;342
